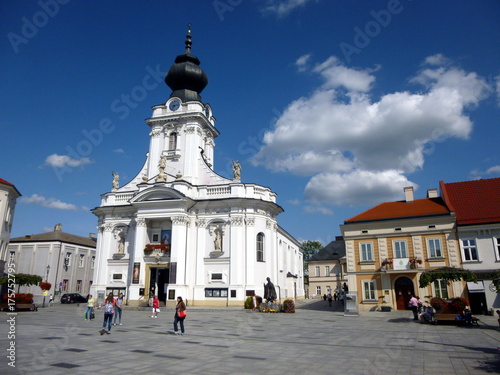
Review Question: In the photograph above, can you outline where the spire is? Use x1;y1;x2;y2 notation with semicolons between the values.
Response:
185;23;192;55
165;24;208;102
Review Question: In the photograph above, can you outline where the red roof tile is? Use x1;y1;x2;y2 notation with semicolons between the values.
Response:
0;178;14;186
345;197;450;223
440;177;500;225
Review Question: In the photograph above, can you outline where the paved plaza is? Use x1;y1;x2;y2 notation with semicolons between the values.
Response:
1;299;499;375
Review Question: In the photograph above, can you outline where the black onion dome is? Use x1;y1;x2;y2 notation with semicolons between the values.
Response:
165;26;208;102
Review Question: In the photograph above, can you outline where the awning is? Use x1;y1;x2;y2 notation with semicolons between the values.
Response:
466;281;485;293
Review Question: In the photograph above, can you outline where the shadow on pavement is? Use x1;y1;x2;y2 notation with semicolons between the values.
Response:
296;299;344;312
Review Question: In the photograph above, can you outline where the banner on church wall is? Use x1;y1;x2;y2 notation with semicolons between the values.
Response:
161;230;172;251
133;262;140;284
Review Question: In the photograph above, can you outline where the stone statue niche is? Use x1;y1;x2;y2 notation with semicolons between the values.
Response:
209;224;224;258
113;227;127;258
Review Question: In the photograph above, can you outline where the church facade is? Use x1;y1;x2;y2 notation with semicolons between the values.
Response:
91;30;304;307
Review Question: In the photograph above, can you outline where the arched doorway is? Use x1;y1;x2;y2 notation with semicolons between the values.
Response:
394;277;414;310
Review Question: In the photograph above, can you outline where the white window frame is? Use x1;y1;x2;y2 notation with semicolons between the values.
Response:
325;266;330;276
360;242;374;262
168;132;177;151
256;233;264;262
493;237;500;261
315;266;320;277
79;254;85;268
362;280;376;301
461;239;478;262
316;286;321;295
433;279;449;299
427;238;443;258
65;252;72;267
91;256;95;269
393;240;407;258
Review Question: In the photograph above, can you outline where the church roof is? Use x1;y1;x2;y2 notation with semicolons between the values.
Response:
440;177;500;225
10;227;96;248
165;25;208;102
310;240;346;261
344;197;450;223
0;177;21;196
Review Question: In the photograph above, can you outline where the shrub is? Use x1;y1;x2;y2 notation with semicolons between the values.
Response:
449;297;468;312
430;297;446;313
244;296;253;309
3;293;34;304
283;299;295;313
39;282;51;291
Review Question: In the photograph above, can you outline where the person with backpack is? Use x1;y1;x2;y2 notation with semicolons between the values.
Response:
100;293;115;335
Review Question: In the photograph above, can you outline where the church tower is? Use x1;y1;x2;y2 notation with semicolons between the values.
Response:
91;27;304;307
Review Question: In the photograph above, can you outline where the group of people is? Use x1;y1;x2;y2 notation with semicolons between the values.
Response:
323;293;341;306
83;293;186;335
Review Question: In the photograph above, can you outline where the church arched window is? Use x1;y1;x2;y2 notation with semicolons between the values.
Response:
256;233;264;262
168;132;177;150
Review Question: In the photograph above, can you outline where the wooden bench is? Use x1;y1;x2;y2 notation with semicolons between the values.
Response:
434;313;479;326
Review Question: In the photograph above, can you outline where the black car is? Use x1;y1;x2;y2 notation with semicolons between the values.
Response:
60;293;88;304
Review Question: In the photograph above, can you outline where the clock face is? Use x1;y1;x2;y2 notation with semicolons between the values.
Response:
169;99;181;111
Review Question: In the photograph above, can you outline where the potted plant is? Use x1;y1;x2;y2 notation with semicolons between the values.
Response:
429;297;446;313
381;258;393;270
449;297;468;313
378;296;392;311
283;299;295;313
409;257;423;269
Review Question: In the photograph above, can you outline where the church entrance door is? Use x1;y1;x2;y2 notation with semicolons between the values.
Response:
394;276;414;310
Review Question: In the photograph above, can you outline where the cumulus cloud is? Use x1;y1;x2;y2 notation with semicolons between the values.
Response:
486;165;500;174
45;154;92;168
20;194;78;210
296;54;312;72
261;0;317;17
253;55;491;210
424;53;450;66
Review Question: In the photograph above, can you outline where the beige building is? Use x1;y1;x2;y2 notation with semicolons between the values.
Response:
340;187;464;312
307;237;346;299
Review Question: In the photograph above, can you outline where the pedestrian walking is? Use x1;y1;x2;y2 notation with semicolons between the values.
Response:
85;294;95;321
328;294;333;307
408;295;419;320
113;293;124;325
49;294;54;306
323;294;327;305
151;295;160;318
173;296;186;335
100;293;115;335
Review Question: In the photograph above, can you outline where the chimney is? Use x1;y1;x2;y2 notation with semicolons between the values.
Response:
404;186;414;203
54;224;63;232
427;188;438;198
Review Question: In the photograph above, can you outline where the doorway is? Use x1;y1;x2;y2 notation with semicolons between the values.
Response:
469;292;487;314
394;276;414;310
149;267;169;305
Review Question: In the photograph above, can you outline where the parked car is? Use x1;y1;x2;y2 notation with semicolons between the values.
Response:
60;293;87;304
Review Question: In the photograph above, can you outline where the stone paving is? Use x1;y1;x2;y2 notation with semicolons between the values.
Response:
0;299;499;375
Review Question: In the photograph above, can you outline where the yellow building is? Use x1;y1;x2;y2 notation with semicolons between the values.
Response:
340;187;464;312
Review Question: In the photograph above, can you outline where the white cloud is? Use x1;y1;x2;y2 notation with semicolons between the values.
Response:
304;205;334;215
313;56;376;92
114;149;125;154
287;199;301;205
45;154;92;168
496;75;500;106
20;194;78;210
253;55;491;207
261;0;317;17
486;165;500;174
424;53;449;66
295;54;311;72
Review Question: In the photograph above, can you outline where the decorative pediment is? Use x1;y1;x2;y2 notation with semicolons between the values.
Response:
129;186;186;203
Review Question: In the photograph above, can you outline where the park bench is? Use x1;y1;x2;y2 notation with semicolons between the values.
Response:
433;313;479;326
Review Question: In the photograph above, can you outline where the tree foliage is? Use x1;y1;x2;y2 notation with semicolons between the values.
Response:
302;240;323;260
419;267;477;289
0;273;43;293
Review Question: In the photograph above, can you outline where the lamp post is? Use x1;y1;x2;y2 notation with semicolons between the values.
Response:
42;265;50;308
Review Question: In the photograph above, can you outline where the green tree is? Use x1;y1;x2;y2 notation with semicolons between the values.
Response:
0;273;43;293
419;267;477;289
302;240;323;282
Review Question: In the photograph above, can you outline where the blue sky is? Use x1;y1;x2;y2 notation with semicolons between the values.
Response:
1;0;499;244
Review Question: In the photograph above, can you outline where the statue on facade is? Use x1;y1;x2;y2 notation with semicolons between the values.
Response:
112;171;119;190
214;230;222;252
264;277;277;302
114;229;126;254
232;160;241;181
157;155;167;182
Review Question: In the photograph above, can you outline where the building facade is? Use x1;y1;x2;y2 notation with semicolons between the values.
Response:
0;178;21;275
307;238;346;299
91;30;304;307
8;224;96;303
340;187;464;312
440;178;500;314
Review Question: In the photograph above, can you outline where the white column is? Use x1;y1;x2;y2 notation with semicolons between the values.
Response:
170;215;188;294
229;215;245;287
147;126;164;180
128;217;148;301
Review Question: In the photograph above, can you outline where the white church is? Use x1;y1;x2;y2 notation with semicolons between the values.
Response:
91;29;304;307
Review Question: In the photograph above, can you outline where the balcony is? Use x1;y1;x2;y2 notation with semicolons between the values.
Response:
381;258;422;271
